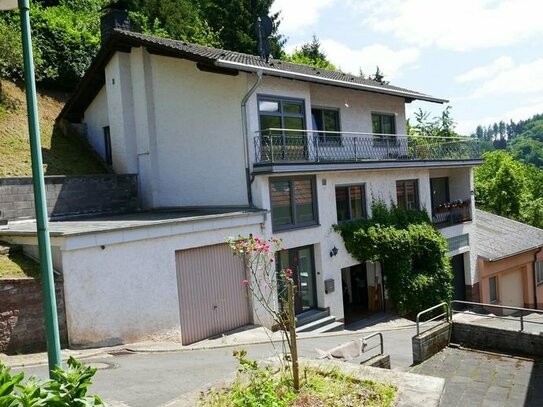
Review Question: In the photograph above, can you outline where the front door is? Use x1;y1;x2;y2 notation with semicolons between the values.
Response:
277;246;316;315
451;254;466;301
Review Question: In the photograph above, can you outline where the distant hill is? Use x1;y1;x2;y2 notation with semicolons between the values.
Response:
472;113;543;168
0;80;106;177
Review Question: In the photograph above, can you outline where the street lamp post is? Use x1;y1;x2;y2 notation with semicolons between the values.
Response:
0;0;62;374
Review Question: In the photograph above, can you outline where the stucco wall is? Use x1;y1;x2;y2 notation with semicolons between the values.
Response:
149;56;248;207
59;217;264;348
83;86;109;161
252;166;457;320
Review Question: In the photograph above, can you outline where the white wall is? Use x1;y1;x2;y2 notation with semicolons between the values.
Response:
60;218;264;348
149;56;249;207
83;86;109;161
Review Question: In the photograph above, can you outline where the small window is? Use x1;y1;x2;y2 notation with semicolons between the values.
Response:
489;276;498;303
312;108;340;145
270;177;318;231
372;112;397;145
336;185;367;222
103;126;112;165
537;261;543;284
396;180;419;210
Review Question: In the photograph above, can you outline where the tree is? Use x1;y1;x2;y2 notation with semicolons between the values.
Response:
409;106;460;138
369;66;388;84
475;125;484;140
285;35;336;70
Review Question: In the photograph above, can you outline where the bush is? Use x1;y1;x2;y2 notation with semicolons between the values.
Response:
0;357;103;406
335;201;452;318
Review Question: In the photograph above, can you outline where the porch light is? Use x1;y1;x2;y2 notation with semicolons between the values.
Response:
0;0;62;374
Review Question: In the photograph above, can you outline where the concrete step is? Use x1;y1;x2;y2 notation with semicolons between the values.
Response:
296;309;330;328
296;315;337;333
312;320;344;334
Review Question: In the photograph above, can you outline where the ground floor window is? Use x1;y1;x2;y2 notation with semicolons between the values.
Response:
335;184;367;222
537;261;543;284
396;179;419;210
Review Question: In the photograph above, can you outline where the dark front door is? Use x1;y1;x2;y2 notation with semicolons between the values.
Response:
451;254;466;301
277;246;316;315
350;264;368;309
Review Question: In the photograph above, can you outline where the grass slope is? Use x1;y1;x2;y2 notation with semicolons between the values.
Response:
0;80;106;177
0;251;40;279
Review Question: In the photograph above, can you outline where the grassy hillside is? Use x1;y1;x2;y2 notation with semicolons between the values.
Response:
0;80;106;177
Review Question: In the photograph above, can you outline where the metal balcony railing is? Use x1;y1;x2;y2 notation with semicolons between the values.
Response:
432;200;472;227
253;129;481;164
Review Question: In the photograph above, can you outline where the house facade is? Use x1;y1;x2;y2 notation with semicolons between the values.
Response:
0;11;482;347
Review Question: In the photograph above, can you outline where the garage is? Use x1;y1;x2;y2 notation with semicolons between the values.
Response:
176;244;251;345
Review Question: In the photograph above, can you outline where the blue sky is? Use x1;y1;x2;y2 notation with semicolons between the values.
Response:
271;0;543;135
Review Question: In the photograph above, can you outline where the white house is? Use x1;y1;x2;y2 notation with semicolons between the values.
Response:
0;8;482;347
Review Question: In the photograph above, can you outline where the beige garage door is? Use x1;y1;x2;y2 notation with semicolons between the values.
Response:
176;244;251;345
500;269;524;314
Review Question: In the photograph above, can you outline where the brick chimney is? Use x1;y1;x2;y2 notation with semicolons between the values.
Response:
100;1;131;46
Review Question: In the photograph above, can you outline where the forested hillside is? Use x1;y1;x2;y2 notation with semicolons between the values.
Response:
472;114;543;168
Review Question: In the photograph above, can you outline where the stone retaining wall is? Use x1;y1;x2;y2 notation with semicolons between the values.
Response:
0;278;68;354
451;322;543;357
412;322;451;364
0;175;139;220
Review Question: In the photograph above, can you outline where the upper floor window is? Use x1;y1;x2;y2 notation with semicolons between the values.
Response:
270;176;318;231
537;261;543;284
372;112;396;146
258;97;305;134
396;180;419;210
312;108;340;145
336;184;367;222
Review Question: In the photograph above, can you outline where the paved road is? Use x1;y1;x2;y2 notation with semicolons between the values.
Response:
16;327;417;407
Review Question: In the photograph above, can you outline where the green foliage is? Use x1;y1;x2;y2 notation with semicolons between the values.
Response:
285;35;336;70
408;106;460;138
475;150;543;228
0;357;103;407
335;202;452;317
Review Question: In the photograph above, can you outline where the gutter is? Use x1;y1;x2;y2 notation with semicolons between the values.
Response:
240;70;263;207
216;60;448;104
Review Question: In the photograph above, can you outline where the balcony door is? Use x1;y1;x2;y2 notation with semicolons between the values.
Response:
258;96;307;161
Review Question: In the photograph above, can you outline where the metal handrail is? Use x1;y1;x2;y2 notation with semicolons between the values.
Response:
416;302;450;336
362;332;384;356
451;300;543;332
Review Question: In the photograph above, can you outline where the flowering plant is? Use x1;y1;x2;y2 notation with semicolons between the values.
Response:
227;234;300;390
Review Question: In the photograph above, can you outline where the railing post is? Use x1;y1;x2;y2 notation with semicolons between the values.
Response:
354;137;358;161
270;131;275;163
315;133;319;162
521;311;524;332
386;138;390;158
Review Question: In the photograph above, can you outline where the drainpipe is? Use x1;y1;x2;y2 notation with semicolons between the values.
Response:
241;70;263;207
534;247;542;309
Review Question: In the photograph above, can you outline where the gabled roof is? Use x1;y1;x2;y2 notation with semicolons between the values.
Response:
475;209;543;261
59;29;448;122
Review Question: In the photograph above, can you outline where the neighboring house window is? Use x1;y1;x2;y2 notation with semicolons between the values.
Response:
258;97;305;134
336;185;367;222
537;260;543;284
270;177;318;231
396;180;419;210
312;108;340;145
103;126;112;165
372;112;396;145
489;276;498;303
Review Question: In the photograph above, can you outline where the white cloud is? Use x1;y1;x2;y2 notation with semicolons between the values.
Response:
271;0;335;36
468;58;543;98
456;97;543;134
318;40;420;80
348;0;543;52
455;56;514;83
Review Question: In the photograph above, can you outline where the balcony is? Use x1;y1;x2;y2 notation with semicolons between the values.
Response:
432;199;473;227
253;129;481;165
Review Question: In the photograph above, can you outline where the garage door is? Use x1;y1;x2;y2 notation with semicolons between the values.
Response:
500;269;524;314
176;244;251;345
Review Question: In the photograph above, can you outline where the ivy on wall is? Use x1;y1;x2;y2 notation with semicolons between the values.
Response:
335;201;453;318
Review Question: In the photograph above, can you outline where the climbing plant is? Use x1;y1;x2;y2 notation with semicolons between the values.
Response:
335;201;453;318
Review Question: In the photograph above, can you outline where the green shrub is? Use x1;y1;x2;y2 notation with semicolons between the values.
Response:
0;357;103;406
335;201;452;318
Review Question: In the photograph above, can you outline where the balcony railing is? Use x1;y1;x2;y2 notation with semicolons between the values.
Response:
254;129;481;164
432;199;472;227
